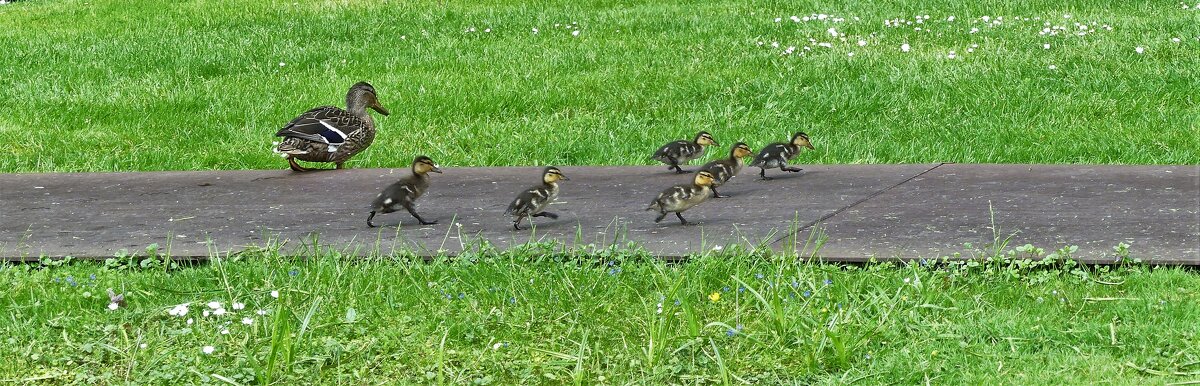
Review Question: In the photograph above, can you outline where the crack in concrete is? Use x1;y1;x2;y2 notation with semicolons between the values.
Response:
771;163;947;246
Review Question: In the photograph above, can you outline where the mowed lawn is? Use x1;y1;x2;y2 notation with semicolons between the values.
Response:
0;0;1196;172
3;252;1200;384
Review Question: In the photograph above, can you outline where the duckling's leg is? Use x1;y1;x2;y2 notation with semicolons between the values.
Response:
367;211;378;228
654;212;668;223
513;217;524;231
711;187;726;198
335;162;345;170
675;212;691;225
533;212;559;219
758;167;773;181
288;157;311;172
404;204;437;225
665;156;687;174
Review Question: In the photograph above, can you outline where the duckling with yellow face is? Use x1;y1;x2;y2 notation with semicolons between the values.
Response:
651;131;718;174
646;170;716;225
505;167;570;231
367;156;442;227
699;142;754;198
749;132;815;180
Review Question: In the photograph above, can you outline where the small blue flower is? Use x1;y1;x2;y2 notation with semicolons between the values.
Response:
288;269;299;277
726;329;736;337
608;267;622;275
674;299;682;306
755;273;764;280
722;286;730;292
66;276;77;287
52;278;60;283
89;274;96;280
823;279;833;286
458;293;465;299
919;259;929;266
802;290;812;297
509;297;517;304
737;286;745;293
791;281;799;288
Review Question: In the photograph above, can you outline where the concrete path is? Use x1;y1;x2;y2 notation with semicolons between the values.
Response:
2;164;1196;264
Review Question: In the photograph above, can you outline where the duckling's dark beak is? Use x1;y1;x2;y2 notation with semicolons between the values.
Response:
431;165;443;173
805;143;815;150
372;102;390;116
712;141;720;147
559;175;570;181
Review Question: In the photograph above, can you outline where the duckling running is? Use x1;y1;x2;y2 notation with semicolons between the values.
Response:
699;142;754;198
274;82;389;172
646;170;716;225
651;131;718;173
505;167;569;231
367;156;441;227
749;132;815;180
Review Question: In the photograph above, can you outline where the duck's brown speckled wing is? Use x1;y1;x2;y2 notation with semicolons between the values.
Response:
275;106;370;145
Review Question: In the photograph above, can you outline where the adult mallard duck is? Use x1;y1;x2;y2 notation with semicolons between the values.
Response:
273;82;389;171
651;131;718;174
505;167;569;231
750;132;814;180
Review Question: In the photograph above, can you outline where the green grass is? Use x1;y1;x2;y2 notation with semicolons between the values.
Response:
1;0;1197;172
3;248;1199;384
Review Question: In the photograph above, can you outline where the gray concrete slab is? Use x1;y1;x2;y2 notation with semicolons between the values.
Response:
803;164;1200;264
0;164;937;260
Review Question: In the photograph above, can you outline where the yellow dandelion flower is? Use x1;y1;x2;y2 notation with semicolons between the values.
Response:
709;292;721;302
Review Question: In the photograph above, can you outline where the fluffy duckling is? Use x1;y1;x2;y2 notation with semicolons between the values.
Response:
646;170;716;225
651;131;718;173
274;82;389;172
505;167;569;230
367;156;442;227
699;142;754;198
749;132;815;180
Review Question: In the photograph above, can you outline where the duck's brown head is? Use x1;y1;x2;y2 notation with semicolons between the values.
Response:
730;142;753;159
412;155;442;174
694;131;718;147
542;167;569;184
694;170;716;186
348;81;390;116
791;132;814;150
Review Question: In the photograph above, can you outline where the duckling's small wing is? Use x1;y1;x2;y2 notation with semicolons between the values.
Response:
749;143;785;167
506;187;542;215
651;140;688;160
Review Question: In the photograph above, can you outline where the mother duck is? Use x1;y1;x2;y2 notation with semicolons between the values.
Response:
273;82;389;171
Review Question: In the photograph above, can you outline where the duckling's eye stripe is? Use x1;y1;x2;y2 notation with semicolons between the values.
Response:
315;120;348;145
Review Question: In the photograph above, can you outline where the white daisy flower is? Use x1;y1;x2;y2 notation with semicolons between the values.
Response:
1135;46;1145;54
901;43;911;52
571;30;580;37
202;346;215;355
270;291;279;299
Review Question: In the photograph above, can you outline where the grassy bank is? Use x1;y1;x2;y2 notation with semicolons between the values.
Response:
1;0;1197;172
2;249;1199;384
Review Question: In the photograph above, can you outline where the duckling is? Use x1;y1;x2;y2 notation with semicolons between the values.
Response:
505;167;570;231
274;82;389;172
699;142;754;198
646;170;716;225
749;132;815;180
651;131;718;173
367;156;442;227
